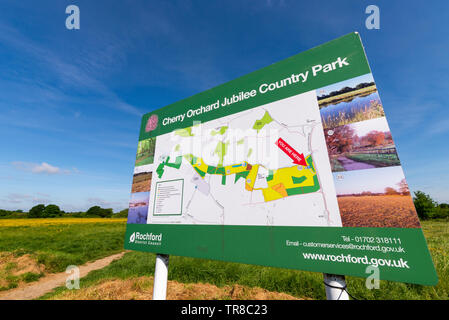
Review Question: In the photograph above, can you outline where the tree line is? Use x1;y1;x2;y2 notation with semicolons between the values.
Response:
317;81;376;100
1;191;447;220
0;204;128;219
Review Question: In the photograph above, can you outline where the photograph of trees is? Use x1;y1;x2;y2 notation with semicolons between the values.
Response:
135;137;156;167
325;117;400;172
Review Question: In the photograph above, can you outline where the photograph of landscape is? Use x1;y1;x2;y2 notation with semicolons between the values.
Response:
131;171;152;193
135;137;156;167
127;192;150;224
334;166;420;228
325;117;400;172
317;73;385;129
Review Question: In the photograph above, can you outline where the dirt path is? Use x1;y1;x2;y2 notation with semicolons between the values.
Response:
338;156;375;171
0;252;125;300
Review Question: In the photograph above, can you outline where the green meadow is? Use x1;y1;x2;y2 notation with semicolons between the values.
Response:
0;219;126;273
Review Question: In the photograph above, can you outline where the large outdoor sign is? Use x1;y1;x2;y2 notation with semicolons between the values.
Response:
124;32;437;285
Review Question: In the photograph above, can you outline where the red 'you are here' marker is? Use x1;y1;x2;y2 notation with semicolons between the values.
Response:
276;137;307;166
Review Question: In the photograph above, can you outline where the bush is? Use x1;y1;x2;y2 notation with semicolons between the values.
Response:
42;204;61;218
0;209;26;218
115;209;128;218
432;207;449;219
413;191;436;219
412;191;449;220
86;206;113;218
28;204;45;218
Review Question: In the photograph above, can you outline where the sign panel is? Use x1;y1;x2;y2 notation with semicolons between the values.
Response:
124;32;437;285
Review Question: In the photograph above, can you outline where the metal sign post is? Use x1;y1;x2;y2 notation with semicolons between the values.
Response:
153;254;169;300
323;273;350;300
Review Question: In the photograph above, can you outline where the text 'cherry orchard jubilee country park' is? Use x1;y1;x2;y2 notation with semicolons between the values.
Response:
160;57;349;127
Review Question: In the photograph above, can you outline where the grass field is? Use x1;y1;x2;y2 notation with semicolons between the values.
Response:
0;218;126;273
338;196;421;228
1;218;447;299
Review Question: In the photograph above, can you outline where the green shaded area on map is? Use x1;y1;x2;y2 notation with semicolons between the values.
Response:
307;156;315;173
211;126;228;136
292;176;307;184
156;156;183;178
214;141;229;166
175;127;194;137
286;175;320;195
252;111;273;132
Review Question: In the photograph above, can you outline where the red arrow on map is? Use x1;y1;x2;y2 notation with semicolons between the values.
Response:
275;137;307;166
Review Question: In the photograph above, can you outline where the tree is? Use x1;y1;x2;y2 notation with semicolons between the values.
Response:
364;130;385;147
86;206;113;218
326;125;355;154
86;206;102;217
28;204;45;218
413;191;436;220
99;208;113;218
115;209;128;218
42;204;61;218
397;179;410;195
384;187;399;195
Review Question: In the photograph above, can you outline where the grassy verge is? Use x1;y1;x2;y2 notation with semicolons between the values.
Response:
329;157;344;172
345;153;400;167
41;220;448;300
0;219;126;273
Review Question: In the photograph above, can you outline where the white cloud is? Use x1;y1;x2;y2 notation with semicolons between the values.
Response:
2;192;51;206
31;162;60;174
12;161;74;175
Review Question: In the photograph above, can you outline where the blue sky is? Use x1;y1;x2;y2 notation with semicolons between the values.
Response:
1;0;448;211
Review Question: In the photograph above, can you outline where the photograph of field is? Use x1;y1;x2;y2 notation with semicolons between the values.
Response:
127;192;149;224
334;166;420;228
135;137;156;167
317;73;385;128
131;172;152;193
325;117;400;172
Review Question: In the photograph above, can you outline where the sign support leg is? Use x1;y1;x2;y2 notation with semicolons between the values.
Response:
323;273;350;300
153;254;169;300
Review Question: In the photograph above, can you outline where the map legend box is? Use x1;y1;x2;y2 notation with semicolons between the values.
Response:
153;179;184;216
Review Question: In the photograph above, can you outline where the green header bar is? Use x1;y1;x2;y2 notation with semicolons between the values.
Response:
139;32;370;140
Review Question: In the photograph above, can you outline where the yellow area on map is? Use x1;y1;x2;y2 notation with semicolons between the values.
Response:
262;163;316;201
182;154;319;202
245;165;259;191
